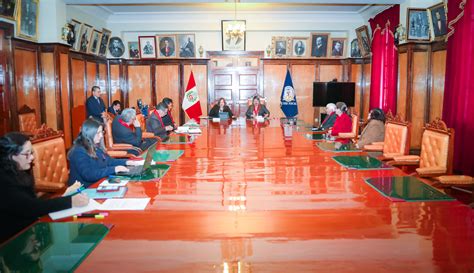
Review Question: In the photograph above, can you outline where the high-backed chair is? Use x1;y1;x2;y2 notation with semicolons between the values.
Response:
136;113;156;138
388;118;454;177
247;97;267;106
18;105;37;134
103;114;141;157
31;130;68;193
338;114;359;140
364;112;411;160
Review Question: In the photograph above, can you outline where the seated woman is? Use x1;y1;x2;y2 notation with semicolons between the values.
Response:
68;118;144;188
0;132;89;242
245;96;270;119
329;102;352;139
209;98;233;118
356;108;385;149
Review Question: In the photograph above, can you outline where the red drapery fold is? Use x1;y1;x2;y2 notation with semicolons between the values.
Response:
443;0;474;175
369;23;398;114
369;5;400;34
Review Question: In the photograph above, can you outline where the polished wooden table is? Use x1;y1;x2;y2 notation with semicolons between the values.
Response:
72;119;474;273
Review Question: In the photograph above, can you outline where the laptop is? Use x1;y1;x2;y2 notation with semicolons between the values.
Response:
218;112;230;120
117;143;156;177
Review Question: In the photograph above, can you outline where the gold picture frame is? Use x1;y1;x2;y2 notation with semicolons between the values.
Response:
0;0;18;21
329;38;347;58
427;2;447;41
271;36;289;58
88;29;102;55
355;26;371;57
310;32;330;58
290;37;309;57
16;0;39;41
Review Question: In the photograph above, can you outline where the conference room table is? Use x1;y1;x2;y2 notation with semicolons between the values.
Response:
53;118;474;272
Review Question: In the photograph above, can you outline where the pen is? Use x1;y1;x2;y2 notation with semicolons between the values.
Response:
71;186;85;196
73;214;105;220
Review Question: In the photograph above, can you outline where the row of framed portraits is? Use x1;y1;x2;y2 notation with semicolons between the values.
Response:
0;0;39;41
406;3;447;42
130;34;197;59
69;19;112;57
271;34;350;58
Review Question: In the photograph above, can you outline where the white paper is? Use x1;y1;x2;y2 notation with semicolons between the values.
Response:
188;127;202;134
175;126;188;133
99;179;130;187
256;116;265;123
48;199;102;220
100;198;150;211
212;118;220;122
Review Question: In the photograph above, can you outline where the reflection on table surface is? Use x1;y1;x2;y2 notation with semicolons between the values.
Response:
52;121;474;272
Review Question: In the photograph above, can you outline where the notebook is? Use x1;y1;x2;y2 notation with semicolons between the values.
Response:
219;112;230;120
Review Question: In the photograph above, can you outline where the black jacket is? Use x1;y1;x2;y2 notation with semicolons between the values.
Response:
209;105;233;118
146;111;168;139
245;104;270;119
0;170;71;242
112;115;143;148
86;95;106;121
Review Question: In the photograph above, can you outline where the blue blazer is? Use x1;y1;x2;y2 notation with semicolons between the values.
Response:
108;106;121;116
68;146;127;188
86;96;106;121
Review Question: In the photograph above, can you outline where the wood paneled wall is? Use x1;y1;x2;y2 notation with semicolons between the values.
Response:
397;41;447;149
262;58;371;125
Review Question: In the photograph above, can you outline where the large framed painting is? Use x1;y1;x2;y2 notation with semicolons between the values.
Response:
157;35;177;58
221;20;246;51
272;36;289;58
290;37;309;57
427;2;447;41
98;28;111;57
355;25;371;57
0;0;18;20
407;8;431;41
350;38;362;58
78;23;93;53
138;36;157;59
16;0;39;41
69;19;82;51
329;38;347;58
88;29;102;55
108;37;125;58
310;33;330;58
177;33;196;58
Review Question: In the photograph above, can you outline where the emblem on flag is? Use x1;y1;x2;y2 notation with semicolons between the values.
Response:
280;69;298;117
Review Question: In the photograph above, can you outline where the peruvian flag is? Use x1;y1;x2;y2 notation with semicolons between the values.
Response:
182;71;202;120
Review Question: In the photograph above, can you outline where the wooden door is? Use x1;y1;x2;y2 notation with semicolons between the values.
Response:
208;51;263;117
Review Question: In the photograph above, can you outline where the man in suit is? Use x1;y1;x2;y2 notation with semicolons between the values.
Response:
147;102;173;140
294;41;305;56
161;98;177;129
86;86;106;121
160;39;174;57
312;36;327;57
332;41;343;56
108;100;122;116
112;108;156;155
320;103;337;130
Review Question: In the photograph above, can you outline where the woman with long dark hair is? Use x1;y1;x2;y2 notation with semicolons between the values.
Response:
68;118;143;188
0;132;89;242
209;97;233;118
356;108;386;148
245;96;270;119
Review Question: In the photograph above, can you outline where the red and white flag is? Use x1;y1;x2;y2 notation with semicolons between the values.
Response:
182;71;202;120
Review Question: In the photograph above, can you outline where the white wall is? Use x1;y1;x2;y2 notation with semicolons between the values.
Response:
66;6;108;34
37;0;67;43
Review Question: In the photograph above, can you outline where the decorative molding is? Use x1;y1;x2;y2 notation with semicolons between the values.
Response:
31;124;64;143
425;118;451;134
18;105;35;114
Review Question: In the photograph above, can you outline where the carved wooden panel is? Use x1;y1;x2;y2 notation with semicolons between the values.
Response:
292;64;316;124
98;63;108;107
430;50;446;121
41;53;57;130
128;65;151;107
214;89;232;101
411;51;429;148
71;58;86;138
239;74;257;86
86;61;97;97
155;64;179;123
351;64;362;118
110;64;122;103
14;48;40;126
183;64;207;120
215;74;232;86
263;64;286;118
398;53;408;120
362;63;371;120
59;53;72;148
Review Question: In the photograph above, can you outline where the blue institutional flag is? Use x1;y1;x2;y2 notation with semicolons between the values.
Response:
280;69;298;117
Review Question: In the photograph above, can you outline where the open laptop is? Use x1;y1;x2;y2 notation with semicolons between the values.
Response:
218;112;230;120
117;143;156;177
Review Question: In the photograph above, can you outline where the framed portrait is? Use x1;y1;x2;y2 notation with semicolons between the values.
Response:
221;20;246;51
138;36;157;59
69;19;82;51
108;36;125;58
177;33;196;58
78;23;93;53
272;36;289;57
350;38;362;58
407;8;431;41
356;25;371;57
329;38;347;58
88;29;102;55
310;33;330;58
0;0;18;20
427;2;447;41
157;35;177;58
290;37;309;57
98;28;111;57
128;42;140;59
16;0;39;41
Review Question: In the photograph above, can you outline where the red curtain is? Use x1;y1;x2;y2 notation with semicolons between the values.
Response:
369;5;400;35
368;5;399;114
443;0;474;175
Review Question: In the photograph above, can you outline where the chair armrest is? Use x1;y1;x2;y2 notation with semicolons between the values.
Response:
381;153;404;160
142;132;155;138
433;175;474;185
107;150;130;158
416;167;447;177
371;141;384;146
387;160;420;167
393;155;420;162
35;179;66;193
364;144;384;151
112;143;134;149
338;132;356;138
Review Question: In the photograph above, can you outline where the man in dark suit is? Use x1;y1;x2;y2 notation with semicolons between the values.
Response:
108;100;122;116
112;108;156;155
160;39;174;57
321;103;337;129
86;86;106;121
312;36;327;57
161;97;176;129
147;102;173;140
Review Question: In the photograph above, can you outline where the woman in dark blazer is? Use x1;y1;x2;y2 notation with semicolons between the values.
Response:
68;118;143;188
245;96;270;119
209;98;233;118
0;132;89;242
356;108;386;148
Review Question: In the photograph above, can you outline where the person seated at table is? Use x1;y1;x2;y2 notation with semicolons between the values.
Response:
68;118;144;188
108;100;122;116
147;102;173;140
112;108;157;155
162;97;177;129
320;103;337;130
209;97;233;118
0;132;89;242
245;96;270;119
355;108;386;149
329;102;352;138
